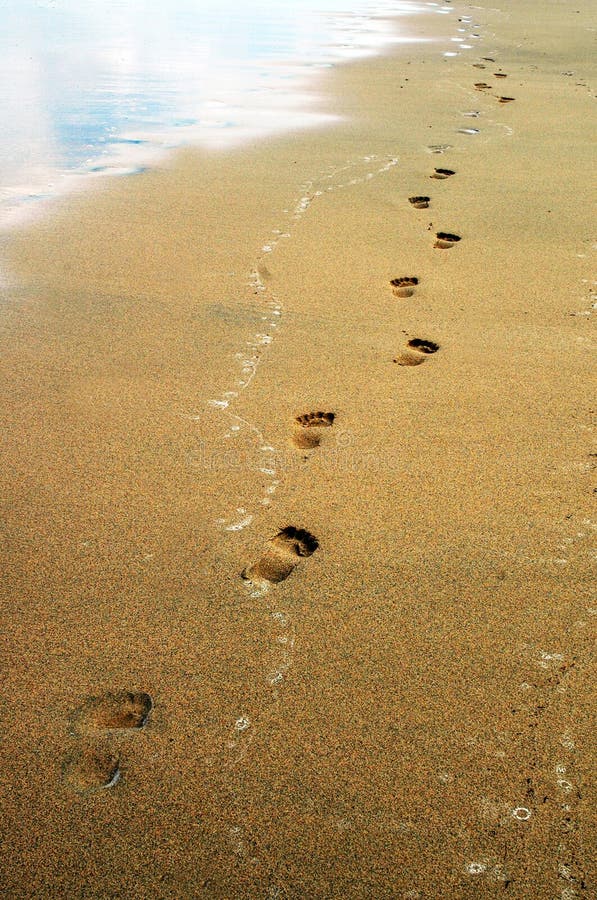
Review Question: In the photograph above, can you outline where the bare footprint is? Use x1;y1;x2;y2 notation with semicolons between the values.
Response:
434;231;461;249
409;196;430;209
497;96;515;103
494;72;508;78
62;746;120;793
394;338;440;367
241;527;319;585
390;276;419;298
70;691;153;735
430;168;456;180
292;411;335;449
472;63;486;70
474;82;493;91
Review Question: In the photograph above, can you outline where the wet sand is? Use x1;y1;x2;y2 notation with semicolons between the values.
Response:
0;1;595;897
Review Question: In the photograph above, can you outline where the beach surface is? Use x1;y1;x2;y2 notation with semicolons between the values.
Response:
0;1;595;897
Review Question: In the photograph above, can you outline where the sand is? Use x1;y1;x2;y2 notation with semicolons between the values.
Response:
0;1;595;897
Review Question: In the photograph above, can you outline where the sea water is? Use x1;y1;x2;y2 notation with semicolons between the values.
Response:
0;0;433;227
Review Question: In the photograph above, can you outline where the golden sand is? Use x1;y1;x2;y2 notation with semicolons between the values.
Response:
0;1;595;896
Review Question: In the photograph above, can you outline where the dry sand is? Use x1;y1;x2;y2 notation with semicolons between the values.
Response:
0;1;595;897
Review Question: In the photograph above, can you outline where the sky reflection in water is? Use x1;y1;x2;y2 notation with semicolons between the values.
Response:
0;0;425;224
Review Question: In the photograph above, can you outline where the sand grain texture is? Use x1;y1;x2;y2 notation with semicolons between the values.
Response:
0;1;595;897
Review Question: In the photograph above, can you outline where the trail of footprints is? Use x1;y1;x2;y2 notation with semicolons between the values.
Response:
61;26;588;900
62;33;577;899
224;33;523;879
62;45;518;790
61;158;392;798
234;46;519;602
389;51;519;367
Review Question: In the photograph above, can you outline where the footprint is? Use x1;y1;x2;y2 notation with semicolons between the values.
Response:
472;63;487;69
474;82;493;91
394;338;440;367
409;195;430;209
430;168;456;180
62;745;120;793
292;411;335;449
390;276;419;298
70;691;153;735
434;231;461;249
241;527;319;585
497;96;515;103
494;72;508;78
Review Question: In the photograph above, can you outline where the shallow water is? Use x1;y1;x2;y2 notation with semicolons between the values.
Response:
0;0;429;226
